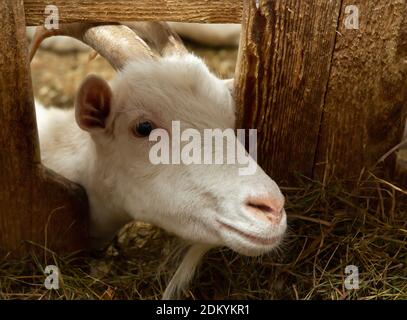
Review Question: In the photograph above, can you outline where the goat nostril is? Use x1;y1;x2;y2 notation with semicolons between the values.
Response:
245;198;283;224
247;203;274;214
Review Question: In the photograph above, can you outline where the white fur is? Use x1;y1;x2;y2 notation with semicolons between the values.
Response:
36;53;286;299
168;23;241;46
162;243;212;300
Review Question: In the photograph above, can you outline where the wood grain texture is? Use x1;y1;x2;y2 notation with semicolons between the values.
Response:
0;0;89;258
235;0;341;182
314;0;407;180
24;0;243;25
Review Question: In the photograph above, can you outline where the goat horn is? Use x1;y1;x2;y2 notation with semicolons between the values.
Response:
122;22;188;57
29;23;155;70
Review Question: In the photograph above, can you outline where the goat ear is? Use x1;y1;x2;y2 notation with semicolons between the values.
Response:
223;78;235;96
75;75;112;132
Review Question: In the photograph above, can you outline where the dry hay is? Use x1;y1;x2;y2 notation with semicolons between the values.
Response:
0;170;405;300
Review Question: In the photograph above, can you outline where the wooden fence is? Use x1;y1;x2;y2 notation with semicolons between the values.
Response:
1;0;406;257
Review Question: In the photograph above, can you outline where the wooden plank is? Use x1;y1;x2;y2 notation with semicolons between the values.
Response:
24;0;243;25
235;0;341;183
0;0;89;258
314;0;407;180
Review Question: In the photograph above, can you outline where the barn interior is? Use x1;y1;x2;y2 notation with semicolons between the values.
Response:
0;29;405;300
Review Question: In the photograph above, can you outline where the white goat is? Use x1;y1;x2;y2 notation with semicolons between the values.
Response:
31;22;286;299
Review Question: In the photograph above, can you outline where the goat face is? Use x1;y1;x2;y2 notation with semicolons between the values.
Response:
75;54;287;256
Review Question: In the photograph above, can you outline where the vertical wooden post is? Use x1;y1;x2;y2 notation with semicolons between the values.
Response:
236;0;407;183
0;0;89;258
314;0;407;180
235;0;341;183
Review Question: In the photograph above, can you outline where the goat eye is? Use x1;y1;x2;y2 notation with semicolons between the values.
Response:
133;121;154;137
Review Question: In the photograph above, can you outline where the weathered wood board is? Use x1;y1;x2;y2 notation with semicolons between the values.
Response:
235;0;341;182
314;0;407;180
0;0;89;258
236;0;407;183
24;0;243;25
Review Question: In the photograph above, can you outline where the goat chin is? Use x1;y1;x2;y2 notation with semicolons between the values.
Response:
162;243;213;300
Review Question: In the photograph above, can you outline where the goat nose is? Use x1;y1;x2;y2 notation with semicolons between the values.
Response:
245;196;284;225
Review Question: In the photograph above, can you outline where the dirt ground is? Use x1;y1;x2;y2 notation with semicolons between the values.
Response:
31;41;238;109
